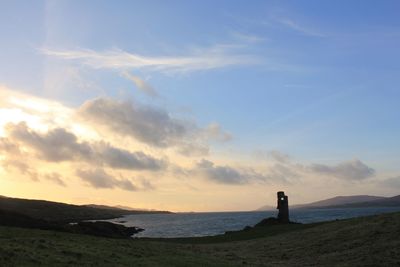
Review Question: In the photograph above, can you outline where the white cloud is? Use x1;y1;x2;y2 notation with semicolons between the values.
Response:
191;159;286;185
77;97;233;157
42;46;259;74
309;159;375;180
4;122;166;171
78;97;190;148
194;159;250;185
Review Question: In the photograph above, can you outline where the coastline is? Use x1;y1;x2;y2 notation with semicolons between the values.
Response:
99;206;400;238
1;211;399;266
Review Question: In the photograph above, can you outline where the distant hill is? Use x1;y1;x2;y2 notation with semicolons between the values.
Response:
293;195;387;209
256;195;400;211
0;195;171;223
114;205;162;212
83;204;124;210
326;195;400;208
85;204;162;212
255;205;275;211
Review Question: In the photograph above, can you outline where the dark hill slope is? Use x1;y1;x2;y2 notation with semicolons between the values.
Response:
257;195;387;211
0;196;169;223
293;195;386;209
327;195;400;208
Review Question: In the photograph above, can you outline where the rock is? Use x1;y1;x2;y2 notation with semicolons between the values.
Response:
65;221;144;238
0;209;144;239
254;217;280;227
254;217;301;227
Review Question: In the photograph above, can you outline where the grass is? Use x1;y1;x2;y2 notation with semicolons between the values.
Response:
148;222;318;244
1;212;400;266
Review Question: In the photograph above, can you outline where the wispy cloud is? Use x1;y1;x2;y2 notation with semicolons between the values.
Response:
231;31;266;43
121;71;159;98
379;176;400;188
42;46;259;74
275;17;325;37
44;172;66;187
203;122;232;142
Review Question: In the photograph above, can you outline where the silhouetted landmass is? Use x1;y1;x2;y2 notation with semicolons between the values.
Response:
255;205;275;211
0;195;172;239
1;212;399;266
0;195;171;223
65;221;144;238
293;195;387;209
0;209;143;238
85;204;163;212
322;195;400;208
0;209;56;230
257;195;399;211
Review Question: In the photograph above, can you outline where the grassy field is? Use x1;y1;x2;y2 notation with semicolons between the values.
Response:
1;212;400;266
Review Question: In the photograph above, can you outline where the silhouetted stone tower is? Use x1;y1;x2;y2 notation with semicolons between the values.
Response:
277;191;289;223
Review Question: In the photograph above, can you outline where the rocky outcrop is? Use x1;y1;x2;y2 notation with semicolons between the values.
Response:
0;209;143;238
65;221;144;238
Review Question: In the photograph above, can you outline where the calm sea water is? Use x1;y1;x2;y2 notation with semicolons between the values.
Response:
104;207;400;238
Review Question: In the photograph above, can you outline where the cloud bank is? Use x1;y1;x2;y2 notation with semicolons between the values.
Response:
78;97;189;148
76;168;137;191
4;122;165;171
309;159;375;180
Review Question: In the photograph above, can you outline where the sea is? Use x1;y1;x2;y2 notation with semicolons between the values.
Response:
103;207;400;238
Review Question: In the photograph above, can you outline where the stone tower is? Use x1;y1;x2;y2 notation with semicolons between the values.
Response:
277;191;289;223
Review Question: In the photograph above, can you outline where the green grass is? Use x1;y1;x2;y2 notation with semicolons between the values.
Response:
1;212;400;266
148;222;319;244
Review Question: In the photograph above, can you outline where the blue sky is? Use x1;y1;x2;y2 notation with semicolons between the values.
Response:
0;1;399;210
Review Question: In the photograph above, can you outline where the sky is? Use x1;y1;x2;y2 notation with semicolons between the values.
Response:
0;0;400;212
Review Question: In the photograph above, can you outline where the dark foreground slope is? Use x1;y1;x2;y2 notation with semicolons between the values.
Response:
1;212;400;266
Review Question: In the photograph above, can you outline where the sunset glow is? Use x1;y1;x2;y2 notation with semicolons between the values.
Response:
1;1;400;212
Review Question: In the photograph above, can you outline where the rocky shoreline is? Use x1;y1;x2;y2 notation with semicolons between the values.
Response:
0;209;144;239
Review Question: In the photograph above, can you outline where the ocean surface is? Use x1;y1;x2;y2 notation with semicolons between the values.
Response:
104;207;400;238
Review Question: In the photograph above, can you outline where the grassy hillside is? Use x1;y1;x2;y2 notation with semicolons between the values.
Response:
0;196;170;223
1;212;399;266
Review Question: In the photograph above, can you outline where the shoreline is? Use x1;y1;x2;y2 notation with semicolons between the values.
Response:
1;211;399;266
102;206;400;239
